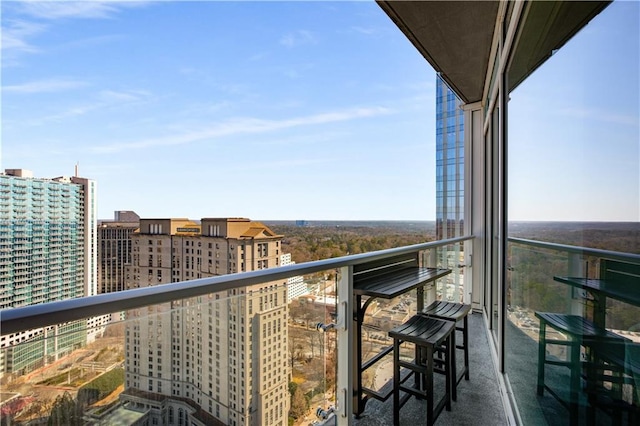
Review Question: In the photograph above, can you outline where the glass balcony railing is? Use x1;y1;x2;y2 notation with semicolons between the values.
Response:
507;238;640;425
0;237;472;426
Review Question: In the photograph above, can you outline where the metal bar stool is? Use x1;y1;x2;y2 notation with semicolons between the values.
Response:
388;315;455;426
421;300;471;401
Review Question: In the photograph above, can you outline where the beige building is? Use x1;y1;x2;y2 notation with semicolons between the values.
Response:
122;218;290;426
98;211;140;294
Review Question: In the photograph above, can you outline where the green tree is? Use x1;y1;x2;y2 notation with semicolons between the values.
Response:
48;392;81;426
289;386;308;420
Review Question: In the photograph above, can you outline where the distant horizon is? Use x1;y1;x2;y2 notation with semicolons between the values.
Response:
97;217;639;225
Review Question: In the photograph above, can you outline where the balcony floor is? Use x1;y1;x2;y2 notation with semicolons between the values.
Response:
352;312;508;425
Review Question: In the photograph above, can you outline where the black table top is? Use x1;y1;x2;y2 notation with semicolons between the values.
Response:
354;267;451;299
553;276;640;307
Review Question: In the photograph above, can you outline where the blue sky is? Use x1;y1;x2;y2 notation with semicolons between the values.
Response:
509;0;639;222
1;1;638;222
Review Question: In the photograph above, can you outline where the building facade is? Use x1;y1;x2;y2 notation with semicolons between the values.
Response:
435;75;466;302
0;169;97;374
98;211;140;294
436;74;465;241
122;218;290;426
280;253;307;303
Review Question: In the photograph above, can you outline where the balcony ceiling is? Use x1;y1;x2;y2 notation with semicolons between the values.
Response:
377;1;610;105
377;1;499;104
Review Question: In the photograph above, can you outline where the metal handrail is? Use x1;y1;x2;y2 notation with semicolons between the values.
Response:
508;237;640;263
0;235;473;335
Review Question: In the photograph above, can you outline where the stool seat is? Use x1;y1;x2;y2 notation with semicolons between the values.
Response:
389;315;455;346
389;315;455;425
422;300;471;321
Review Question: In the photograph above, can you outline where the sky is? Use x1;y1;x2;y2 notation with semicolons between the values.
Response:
1;1;638;222
508;0;640;222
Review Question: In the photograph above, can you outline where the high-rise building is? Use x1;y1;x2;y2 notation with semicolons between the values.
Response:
436;75;465;241
122;218;290;426
98;211;140;294
435;76;465;301
0;169;97;374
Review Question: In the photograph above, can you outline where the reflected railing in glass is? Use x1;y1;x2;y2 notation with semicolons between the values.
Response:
506;238;640;425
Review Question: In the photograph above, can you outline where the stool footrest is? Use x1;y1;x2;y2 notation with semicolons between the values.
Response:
362;345;393;371
399;384;428;399
362;367;413;402
399;359;429;374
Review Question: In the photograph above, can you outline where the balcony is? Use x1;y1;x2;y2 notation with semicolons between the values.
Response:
1;0;637;425
2;236;638;425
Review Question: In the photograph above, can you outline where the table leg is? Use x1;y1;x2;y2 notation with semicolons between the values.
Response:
415;286;425;390
569;337;580;426
354;294;365;417
417;286;424;312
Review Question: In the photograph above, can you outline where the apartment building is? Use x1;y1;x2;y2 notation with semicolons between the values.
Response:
98;211;140;294
280;253;307;303
0;169;97;375
122;218;290;426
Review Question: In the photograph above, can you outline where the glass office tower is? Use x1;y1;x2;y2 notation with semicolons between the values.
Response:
435;75;465;301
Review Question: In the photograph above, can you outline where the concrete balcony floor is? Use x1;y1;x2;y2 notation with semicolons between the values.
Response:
353;312;508;425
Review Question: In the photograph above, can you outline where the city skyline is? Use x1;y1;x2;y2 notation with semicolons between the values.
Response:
2;1;638;222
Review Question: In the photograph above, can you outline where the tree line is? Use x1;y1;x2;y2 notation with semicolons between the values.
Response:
269;223;436;264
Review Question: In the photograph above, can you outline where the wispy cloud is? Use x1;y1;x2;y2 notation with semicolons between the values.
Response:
16;1;142;20
3;78;88;93
92;106;393;153
350;26;377;36
54;34;126;51
248;51;269;62
22;102;108;125
280;30;317;48
2;1;148;65
15;88;152;125
1;19;45;54
97;89;149;103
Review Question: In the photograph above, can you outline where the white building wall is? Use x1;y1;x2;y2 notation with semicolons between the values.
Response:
280;253;307;303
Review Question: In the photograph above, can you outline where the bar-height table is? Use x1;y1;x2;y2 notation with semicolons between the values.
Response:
352;266;451;416
552;276;640;326
551;270;640;423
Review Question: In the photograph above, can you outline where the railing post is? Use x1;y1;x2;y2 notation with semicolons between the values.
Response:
568;253;584;316
336;265;353;425
463;239;472;305
425;248;439;304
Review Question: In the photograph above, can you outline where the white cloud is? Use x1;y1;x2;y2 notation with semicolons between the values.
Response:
12;88;152;125
350;26;376;35
2;78;88;93
98;89;149;102
30;104;104;124
1;1;149;64
1;19;45;54
16;1;144;20
280;30;317;48
92;106;393;153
